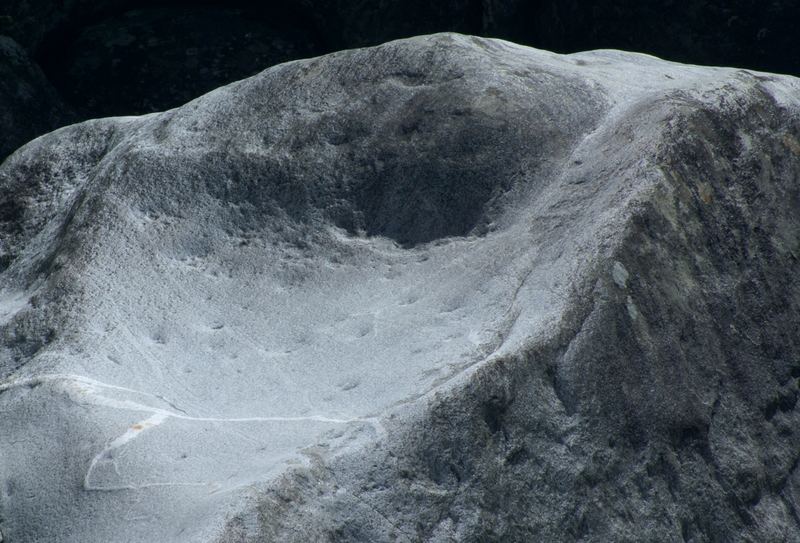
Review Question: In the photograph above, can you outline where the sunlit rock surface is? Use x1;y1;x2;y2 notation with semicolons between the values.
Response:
1;33;799;542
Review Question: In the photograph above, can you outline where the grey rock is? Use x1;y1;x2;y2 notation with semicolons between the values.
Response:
1;33;799;542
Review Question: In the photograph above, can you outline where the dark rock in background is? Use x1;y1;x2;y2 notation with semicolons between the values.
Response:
1;0;799;161
482;0;800;77
307;0;800;79
300;0;485;50
36;5;321;118
0;36;73;162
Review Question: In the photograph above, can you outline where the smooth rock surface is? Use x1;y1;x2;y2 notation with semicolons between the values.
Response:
1;33;799;542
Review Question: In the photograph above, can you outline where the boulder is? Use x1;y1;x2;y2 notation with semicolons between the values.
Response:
1;33;799;542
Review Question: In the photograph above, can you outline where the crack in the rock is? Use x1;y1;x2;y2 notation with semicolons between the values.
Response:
0;373;378;491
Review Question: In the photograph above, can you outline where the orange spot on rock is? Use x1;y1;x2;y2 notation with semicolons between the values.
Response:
698;184;713;205
783;134;800;155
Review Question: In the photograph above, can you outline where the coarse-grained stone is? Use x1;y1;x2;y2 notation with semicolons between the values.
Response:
1;33;799;542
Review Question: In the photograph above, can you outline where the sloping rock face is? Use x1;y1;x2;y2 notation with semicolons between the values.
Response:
1;33;799;542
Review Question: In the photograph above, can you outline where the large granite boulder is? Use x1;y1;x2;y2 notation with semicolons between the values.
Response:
1;33;799;542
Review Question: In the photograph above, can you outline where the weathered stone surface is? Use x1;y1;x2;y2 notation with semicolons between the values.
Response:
0;36;73;162
1;33;799;542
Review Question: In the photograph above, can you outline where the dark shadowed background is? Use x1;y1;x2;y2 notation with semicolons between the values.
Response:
1;0;799;161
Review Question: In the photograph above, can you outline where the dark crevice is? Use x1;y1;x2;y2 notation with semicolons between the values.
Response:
765;389;798;421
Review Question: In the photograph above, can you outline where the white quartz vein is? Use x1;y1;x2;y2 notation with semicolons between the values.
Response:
0;373;381;491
